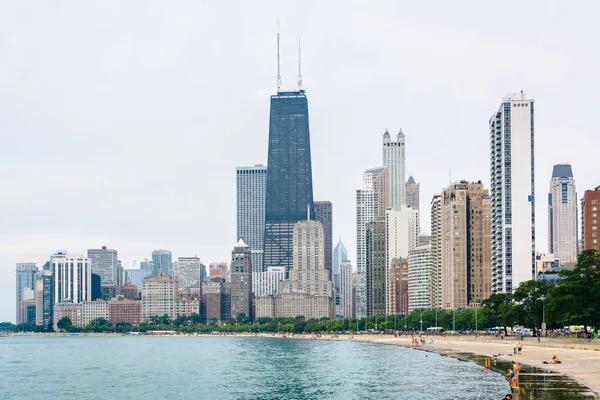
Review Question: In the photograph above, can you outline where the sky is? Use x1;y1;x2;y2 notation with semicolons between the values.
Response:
1;1;599;323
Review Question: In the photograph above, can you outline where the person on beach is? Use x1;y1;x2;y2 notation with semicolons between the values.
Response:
544;355;561;364
517;343;522;355
510;374;519;394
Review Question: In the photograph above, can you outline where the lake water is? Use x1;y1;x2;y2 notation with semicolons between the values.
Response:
0;336;510;399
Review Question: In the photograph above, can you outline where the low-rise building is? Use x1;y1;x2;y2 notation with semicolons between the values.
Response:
142;274;178;321
109;295;141;325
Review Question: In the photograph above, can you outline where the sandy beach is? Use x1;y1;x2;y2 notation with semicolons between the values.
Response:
309;333;600;396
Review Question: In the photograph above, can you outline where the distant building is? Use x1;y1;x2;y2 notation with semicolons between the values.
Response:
366;217;386;317
386;206;419;314
35;272;54;330
383;129;406;207
389;258;409;316
430;194;443;309
441;181;492;309
237;164;267;272
52;251;92;304
81;301;109;326
152;250;173;276
581;186;600;251
202;278;227;322
535;253;560;275
87;246;120;290
15;263;37;324
19;298;36;325
91;273;102;300
173;257;204;293
142;274;178;321
263;90;314;276
255;221;334;320
418;235;431;247
124;268;151;290
209;262;229;282
121;284;139;300
230;239;253;321
537;265;573;285
314;201;333;275
252;266;285;297
490;92;535;293
54;303;83;329
408;245;433;312
340;261;353;318
548;164;578;264
176;298;201;318
332;239;348;318
109;295;142;325
406;176;420;232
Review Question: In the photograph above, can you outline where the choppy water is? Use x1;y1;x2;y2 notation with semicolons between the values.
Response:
0;336;510;399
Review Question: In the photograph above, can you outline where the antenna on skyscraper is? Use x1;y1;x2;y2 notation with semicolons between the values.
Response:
298;38;303;91
277;20;282;92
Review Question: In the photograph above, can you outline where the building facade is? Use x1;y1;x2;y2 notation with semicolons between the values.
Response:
142;274;178;321
332;239;348;318
490;92;535;293
209;262;228;282
314;201;333;275
406;176;420;232
202;278;227;322
15;263;38;324
230;239;253;321
152;249;173;276
263;90;314;276
87;246;120;288
252;266;285;297
581;186;600;251
237;164;267;272
548;164;578;264
408;245;433;313
430;194;443;309
52;251;92;305
389;258;409;316
441;181;492;309
35;272;54;330
382;129;406;207
109;296;142;325
366;217;386;317
340;261;353;318
173;257;204;293
386;206;419;314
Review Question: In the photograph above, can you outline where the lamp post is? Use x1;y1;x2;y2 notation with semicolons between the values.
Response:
453;308;456;332
435;308;438;328
395;314;397;332
419;310;423;333
475;307;478;332
541;296;546;335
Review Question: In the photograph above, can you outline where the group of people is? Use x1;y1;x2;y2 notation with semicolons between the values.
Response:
512;342;523;355
506;361;522;397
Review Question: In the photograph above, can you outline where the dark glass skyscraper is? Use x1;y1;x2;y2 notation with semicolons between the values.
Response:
263;90;314;276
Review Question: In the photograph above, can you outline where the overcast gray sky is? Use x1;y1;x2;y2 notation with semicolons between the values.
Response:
2;1;599;323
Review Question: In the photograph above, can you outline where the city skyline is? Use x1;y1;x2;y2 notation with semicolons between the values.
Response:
2;1;600;322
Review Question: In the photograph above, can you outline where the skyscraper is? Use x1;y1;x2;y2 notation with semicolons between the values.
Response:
15;263;37;324
52;251;92;304
35;271;54;330
263;89;314;276
366;217;386;317
173;257;204;293
237;164;267;272
152;250;173;276
385;206;419;314
230;239;253;321
548;164;578;264
581;186;600;251
314;201;333;274
332;239;348;317
406;176;420;232
490;92;535;293
340;261;353;318
87;246;121;299
430;194;442;309
142;274;177;321
383;129;406;207
408;245;433;313
441;181;492;309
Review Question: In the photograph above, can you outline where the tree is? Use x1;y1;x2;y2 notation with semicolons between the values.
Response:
550;249;600;333
481;293;514;332
512;280;551;329
57;317;72;331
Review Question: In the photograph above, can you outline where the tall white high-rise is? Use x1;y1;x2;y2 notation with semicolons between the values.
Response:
385;205;419;314
340;261;353;318
548;164;578;264
490;92;535;293
237;165;267;272
173;257;204;293
252;266;285;297
383;129;406;207
52;251;92;304
430;194;442;309
408;245;433;313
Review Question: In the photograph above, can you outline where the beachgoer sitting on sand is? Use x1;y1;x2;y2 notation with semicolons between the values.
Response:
543;355;561;364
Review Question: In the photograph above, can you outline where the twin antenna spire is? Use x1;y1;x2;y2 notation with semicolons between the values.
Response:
276;24;303;92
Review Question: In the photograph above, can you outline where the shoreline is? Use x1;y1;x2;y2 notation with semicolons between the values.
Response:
8;332;600;397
